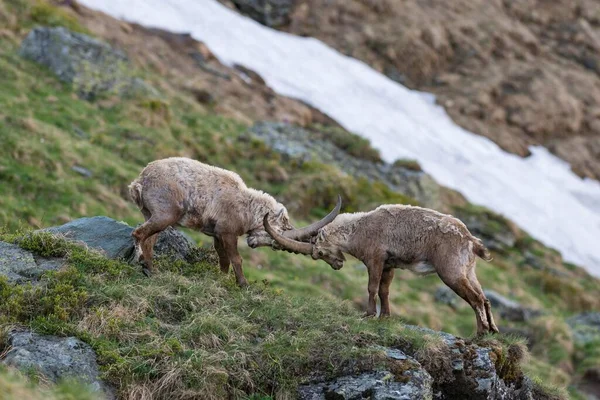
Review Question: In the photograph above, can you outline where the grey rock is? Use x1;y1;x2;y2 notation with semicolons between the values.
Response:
484;290;543;322
71;165;93;177
452;208;516;252
298;348;433;400
249;122;444;209
20;27;156;100
434;286;459;309
45;216;136;259
43;216;197;263
403;325;534;400
1;330;113;399
433;287;541;322
0;242;63;283
567;312;600;345
230;0;295;27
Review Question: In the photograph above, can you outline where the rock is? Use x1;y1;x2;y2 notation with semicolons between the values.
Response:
434;285;459;309
230;0;295;27
1;330;113;399
298;347;433;400
484;290;543;322
0;242;64;283
19;27;156;100
434;286;541;323
43;216;197;262
567;312;600;345
452;205;517;252
44;216;135;260
579;368;600;400
249;122;445;209
71;165;93;177
402;326;534;400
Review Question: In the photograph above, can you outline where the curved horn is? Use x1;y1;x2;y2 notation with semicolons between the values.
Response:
283;194;342;240
264;214;313;255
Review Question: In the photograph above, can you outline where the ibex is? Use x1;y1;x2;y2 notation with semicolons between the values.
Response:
128;157;341;286
264;204;499;335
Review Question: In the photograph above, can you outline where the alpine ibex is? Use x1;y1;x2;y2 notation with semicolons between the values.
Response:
128;157;341;286
264;204;499;335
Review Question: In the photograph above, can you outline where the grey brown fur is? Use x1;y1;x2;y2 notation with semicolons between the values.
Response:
128;157;340;286
265;204;499;335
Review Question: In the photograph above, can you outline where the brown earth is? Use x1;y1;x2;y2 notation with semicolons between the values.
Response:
49;3;341;129
221;0;600;180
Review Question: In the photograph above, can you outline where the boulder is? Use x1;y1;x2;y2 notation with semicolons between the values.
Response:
433;286;541;323
43;216;197;262
19;27;157;100
298;347;433;400
0;242;64;283
452;205;517;252
484;290;543;323
434;285;459;309
1;330;113;399
230;0;295;27
567;312;600;345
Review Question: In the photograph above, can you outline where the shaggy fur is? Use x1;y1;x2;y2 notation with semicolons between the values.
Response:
268;204;499;335
128;157;295;286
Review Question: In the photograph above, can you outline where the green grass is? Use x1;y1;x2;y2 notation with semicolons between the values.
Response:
0;365;99;400
0;231;442;399
0;2;596;397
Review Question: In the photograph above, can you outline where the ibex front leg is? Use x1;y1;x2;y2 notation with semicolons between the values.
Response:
365;257;385;317
221;234;249;287
378;268;395;318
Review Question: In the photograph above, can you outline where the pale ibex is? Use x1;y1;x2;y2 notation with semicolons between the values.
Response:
128;157;341;286
264;204;499;335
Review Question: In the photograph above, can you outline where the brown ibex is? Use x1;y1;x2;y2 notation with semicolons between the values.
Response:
264;204;499;335
128;157;341;286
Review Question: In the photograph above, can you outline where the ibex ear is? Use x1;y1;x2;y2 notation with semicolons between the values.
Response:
275;207;285;220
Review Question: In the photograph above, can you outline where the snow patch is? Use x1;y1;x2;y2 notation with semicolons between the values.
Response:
79;0;600;276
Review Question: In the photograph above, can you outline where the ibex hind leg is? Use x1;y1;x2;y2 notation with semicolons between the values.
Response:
133;213;179;277
133;208;152;263
468;268;499;333
437;264;489;335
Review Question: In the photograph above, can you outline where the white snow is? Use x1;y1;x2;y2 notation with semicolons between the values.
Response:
79;0;600;276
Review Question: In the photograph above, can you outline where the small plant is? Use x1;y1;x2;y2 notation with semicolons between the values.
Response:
310;124;383;163
392;158;422;172
29;0;88;34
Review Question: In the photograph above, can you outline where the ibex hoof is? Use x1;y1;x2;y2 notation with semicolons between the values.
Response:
142;268;152;278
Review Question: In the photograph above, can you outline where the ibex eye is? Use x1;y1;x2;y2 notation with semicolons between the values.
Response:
318;251;324;257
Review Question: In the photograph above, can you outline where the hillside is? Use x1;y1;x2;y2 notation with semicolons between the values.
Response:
221;0;600;181
0;0;599;399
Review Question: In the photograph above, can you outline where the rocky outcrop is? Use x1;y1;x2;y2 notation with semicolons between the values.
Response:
0;242;64;283
1;330;113;399
298;347;433;399
433;286;541;323
228;0;295;27
484;290;543;323
19;26;156;100
434;285;460;309
248;121;446;209
452;205;518;253
43;216;197;262
402;326;534;400
220;0;600;180
567;312;600;345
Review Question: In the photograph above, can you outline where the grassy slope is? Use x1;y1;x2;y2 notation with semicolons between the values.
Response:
0;0;598;398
